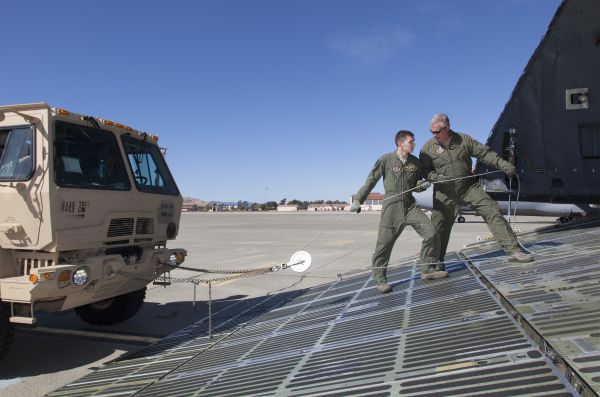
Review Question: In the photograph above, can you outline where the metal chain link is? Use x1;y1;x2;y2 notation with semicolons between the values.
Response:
117;260;305;286
167;263;286;275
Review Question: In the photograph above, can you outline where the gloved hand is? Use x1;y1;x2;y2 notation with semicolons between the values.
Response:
416;180;431;191
350;200;361;213
505;164;517;178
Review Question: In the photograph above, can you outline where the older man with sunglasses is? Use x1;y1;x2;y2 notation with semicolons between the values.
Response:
420;113;533;270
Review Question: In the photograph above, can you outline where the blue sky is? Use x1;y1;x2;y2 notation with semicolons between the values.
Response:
0;0;562;203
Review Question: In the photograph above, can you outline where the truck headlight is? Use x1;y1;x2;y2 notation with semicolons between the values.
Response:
73;267;90;286
167;254;177;267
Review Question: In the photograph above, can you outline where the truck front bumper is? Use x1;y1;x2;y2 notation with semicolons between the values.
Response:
0;248;186;324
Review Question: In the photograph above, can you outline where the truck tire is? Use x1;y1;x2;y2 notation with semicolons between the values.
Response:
75;287;146;326
0;302;14;360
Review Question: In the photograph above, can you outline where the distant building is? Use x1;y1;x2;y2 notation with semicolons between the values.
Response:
209;202;236;211
277;204;299;212
349;192;383;211
307;203;348;212
182;203;197;212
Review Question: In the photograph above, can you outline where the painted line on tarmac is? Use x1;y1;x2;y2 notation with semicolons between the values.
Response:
16;327;161;345
214;278;238;287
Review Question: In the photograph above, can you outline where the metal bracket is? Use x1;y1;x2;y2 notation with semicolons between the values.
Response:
153;263;171;286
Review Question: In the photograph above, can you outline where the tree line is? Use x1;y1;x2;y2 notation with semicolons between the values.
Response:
184;199;347;212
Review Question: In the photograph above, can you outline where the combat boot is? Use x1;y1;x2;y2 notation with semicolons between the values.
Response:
420;265;437;280
421;272;435;280
376;282;392;293
421;268;448;280
507;251;534;263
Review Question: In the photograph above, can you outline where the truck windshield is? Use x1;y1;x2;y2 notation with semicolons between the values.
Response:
54;121;131;190
0;126;34;181
121;135;179;195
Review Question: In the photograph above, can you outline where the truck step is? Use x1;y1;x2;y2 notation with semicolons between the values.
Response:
10;316;36;325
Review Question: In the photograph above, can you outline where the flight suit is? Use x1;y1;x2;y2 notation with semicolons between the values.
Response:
420;131;519;263
355;152;440;283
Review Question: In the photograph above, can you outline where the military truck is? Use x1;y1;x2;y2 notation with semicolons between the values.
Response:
0;103;187;360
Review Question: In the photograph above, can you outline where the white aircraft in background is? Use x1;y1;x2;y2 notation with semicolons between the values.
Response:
413;186;595;224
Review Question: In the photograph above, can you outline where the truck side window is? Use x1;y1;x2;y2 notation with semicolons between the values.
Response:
54;121;131;190
0;126;34;181
121;135;179;195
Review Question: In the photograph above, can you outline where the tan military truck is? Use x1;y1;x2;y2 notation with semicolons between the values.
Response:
0;103;186;359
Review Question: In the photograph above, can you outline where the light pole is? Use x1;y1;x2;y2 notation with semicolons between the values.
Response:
265;186;268;210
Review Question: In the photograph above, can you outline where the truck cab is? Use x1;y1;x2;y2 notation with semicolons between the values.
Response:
0;103;186;359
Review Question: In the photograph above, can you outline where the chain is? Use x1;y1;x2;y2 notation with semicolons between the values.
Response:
168;263;286;275
116;260;305;287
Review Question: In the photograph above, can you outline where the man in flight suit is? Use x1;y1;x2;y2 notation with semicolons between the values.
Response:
420;113;533;268
351;130;444;294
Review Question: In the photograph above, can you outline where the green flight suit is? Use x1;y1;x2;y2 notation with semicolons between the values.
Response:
355;152;440;283
420;131;519;263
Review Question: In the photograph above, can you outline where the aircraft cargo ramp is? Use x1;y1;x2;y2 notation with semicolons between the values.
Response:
48;221;600;397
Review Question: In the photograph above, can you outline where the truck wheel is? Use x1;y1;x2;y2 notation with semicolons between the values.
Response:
0;302;14;360
75;287;146;326
457;216;466;223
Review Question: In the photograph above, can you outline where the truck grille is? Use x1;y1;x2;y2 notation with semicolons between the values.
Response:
136;218;154;235
107;218;134;237
17;257;55;276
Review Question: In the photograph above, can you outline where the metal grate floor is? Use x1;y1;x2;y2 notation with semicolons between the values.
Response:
47;225;595;397
461;221;600;396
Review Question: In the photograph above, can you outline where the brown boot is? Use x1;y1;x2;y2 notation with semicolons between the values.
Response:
376;282;392;293
421;270;448;280
421;273;434;280
507;251;534;263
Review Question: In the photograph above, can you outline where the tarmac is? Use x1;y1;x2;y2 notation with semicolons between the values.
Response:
0;211;556;397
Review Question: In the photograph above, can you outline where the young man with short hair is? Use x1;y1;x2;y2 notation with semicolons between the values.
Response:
351;130;445;294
